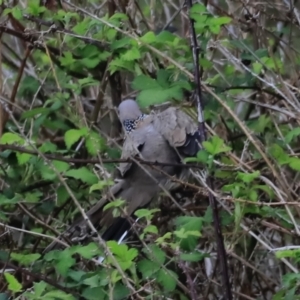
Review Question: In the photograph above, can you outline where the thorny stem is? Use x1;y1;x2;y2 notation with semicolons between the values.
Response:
185;1;232;299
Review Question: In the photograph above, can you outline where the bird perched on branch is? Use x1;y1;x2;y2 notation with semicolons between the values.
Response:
44;99;200;252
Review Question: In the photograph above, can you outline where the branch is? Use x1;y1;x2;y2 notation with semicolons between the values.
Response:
0;144;203;169
185;1;232;299
0;261;78;297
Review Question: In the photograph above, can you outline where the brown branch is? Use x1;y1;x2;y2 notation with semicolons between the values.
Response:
9;46;31;109
0;144;203;169
186;1;232;298
1;261;79;297
23;14;109;50
91;62;110;123
0;25;88;79
178;260;198;300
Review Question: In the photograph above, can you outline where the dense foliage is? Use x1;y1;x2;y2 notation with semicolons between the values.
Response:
1;0;300;299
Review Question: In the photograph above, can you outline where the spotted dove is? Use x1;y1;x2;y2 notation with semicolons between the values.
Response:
44;99;200;252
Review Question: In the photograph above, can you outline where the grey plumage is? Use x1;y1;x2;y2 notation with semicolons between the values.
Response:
44;99;200;252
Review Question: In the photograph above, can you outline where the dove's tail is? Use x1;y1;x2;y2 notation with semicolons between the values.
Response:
178;131;201;157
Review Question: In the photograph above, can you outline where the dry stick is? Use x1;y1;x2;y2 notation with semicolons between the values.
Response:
185;1;232;299
91;63;110;123
0;223;69;248
5;46;31;125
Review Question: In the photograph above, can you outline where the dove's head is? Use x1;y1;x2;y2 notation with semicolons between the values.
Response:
118;99;143;122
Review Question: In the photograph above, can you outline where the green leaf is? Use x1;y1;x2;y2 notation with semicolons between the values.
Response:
60;51;76;67
106;241;138;270
175;216;203;251
4;273;22;292
236;171;260;183
103;199;125;211
26;0;45;15
0;194;21;206
81;57;102;69
132;74;159;90
285;127;300;143
234;201;243;229
78;45;99;57
32;281;47;298
253;184;273;198
48;250;76;276
72;20;89;35
190;3;207;14
209;25;221;34
39;141;57;153
157;269;178;291
64;128;86;149
249;189;258;201
252;62;263;74
18;76;40;98
143;225;158;234
143;244;166;265
16;152;32;165
65;167;98;184
180;251;208;262
71;243;103;259
11;7;23;20
140;31;157;44
134;208;160;219
78;77;99;88
268;144;290;165
156;30;177;43
209;16;232;26
53;160;70;173
248;114;271;133
155;232;172;245
82;287;106;300
275;249;300;259
57;186;69;205
109;57;135;73
193;15;208;29
203;136;231;155
89;180;114;193
174;228;201;239
137;259;160;278
21;107;50;119
111;37;132;50
122;47;141;61
197;150;210;163
200;58;213;69
109;12;128;21
25;191;42;203
184;157;199;163
112;283;130;300
38;164;56;180
203;207;213;224
43;290;75;300
0;133;23;144
82;275;101;288
157;69;171;88
288;157;300;171
106;28;117;41
85;131;106;155
10;253;41;266
137;87;183;107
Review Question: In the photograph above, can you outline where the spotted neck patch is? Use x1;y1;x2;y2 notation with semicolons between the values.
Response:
123;114;147;133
